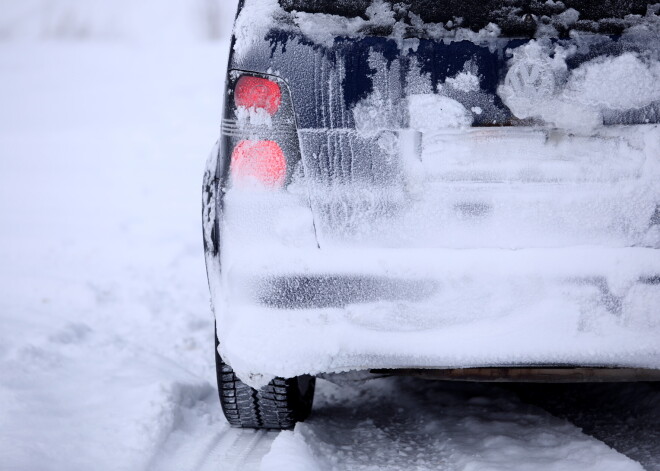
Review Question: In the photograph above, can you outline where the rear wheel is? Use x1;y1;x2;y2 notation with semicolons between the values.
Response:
214;337;315;429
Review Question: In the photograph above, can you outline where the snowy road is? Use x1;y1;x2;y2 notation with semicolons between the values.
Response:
0;7;659;471
267;378;648;471
514;382;660;471
150;376;659;471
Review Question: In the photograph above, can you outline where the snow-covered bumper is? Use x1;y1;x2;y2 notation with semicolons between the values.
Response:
206;125;660;386
214;246;660;386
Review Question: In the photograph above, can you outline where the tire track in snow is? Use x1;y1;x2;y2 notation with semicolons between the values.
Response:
214;429;275;471
261;377;648;471
150;417;278;471
149;378;657;471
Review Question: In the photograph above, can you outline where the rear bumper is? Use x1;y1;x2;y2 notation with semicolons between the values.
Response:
215;246;660;387
210;126;660;387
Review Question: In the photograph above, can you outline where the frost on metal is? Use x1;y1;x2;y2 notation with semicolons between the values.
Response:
215;0;660;386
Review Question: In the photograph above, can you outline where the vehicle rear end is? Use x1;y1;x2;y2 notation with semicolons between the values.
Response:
204;0;660;388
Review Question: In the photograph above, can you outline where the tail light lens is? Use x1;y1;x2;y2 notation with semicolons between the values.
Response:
222;72;300;191
230;140;286;188
235;76;282;115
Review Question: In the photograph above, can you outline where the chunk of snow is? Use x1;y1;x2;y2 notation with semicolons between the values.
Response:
408;94;473;130
293;12;368;48
446;71;481;93
565;53;660;111
236;106;274;128
260;430;321;471
499;40;660;129
233;0;282;59
555;8;580;28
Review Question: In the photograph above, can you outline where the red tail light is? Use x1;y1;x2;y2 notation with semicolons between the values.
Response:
230;140;287;188
235;76;282;115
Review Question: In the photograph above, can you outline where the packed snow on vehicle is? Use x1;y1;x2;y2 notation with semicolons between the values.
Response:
204;0;660;387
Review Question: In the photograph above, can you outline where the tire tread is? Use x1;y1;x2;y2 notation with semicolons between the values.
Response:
215;345;314;430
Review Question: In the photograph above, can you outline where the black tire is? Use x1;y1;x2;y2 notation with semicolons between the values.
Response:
215;337;315;429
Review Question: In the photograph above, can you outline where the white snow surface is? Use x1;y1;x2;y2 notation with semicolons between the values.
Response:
499;40;660;129
2;2;659;471
259;377;646;471
0;2;238;469
234;0;503;57
220;125;660;386
408;94;474;130
221;3;660;387
0;0;235;42
235;0;660;56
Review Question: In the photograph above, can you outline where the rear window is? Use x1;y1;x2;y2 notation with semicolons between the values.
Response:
278;0;658;36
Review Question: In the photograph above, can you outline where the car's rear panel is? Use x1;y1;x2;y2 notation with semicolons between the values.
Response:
205;0;660;386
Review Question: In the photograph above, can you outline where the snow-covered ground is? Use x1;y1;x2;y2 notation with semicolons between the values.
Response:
262;378;654;471
0;0;232;42
0;2;235;470
152;377;657;471
1;2;659;470
0;41;225;471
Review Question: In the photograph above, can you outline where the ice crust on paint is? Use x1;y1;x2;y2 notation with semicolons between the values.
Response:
217;126;660;387
220;0;660;387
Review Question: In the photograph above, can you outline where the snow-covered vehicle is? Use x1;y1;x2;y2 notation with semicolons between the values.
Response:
203;0;660;429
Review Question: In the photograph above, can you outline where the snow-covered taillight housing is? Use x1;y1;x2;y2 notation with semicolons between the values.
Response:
234;76;282;116
221;72;301;190
230;140;287;188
